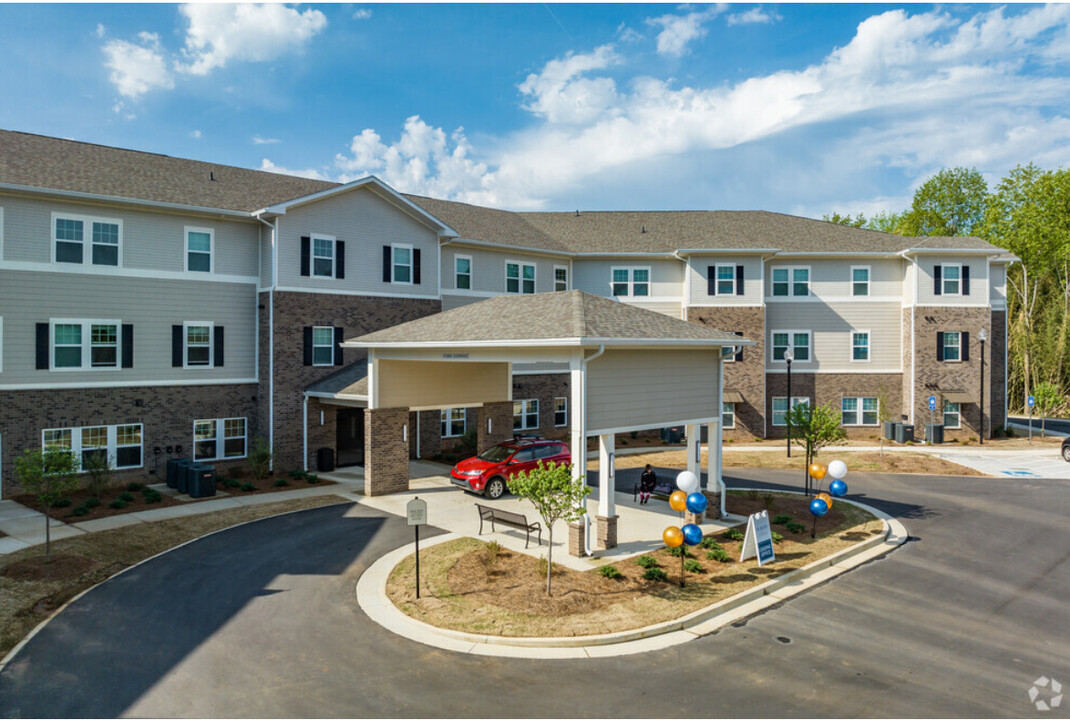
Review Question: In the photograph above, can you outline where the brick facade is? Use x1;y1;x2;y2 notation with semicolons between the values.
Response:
478;401;514;452
688;306;765;440
364;406;410;495
568;520;586;557
511;374;570;440
0;383;258;495
990;310;1007;431
765;372;902;440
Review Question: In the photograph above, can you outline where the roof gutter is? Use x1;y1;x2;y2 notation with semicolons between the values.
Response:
674;248;779;256
898;247;1003;258
446;237;574;258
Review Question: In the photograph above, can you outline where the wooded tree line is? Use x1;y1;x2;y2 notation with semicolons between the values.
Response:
826;165;1070;418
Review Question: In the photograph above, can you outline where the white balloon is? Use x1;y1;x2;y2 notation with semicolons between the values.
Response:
676;470;700;494
828;460;848;480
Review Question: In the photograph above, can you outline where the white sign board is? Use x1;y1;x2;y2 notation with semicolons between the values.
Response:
406;497;427;527
739;510;776;566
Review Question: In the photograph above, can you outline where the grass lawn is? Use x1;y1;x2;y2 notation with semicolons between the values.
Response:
386;490;882;638
0;495;348;659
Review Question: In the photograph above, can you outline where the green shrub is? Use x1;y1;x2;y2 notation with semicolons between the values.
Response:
706;548;732;563
223;477;241;488
698;536;722;549
306;474;320;484
667;545;694;558
288;469;307;480
772;514;792;525
126;482;144;491
82;452;113;500
117;492;134;502
109;499;128;509
53;498;73;508
248;437;273;480
143;489;163;503
683;559;704;573
1004;425;1016;438
635;555;660;569
482;540;502;569
771;531;784;544
643;567;669;581
724;528;745;541
240;482;256;492
599;565;622;579
273;478;290;487
84;497;100;509
69;505;90;517
786;521;806;534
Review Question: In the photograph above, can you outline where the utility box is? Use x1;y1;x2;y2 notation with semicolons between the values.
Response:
925;424;945;445
175;459;194;493
884;421;897;441
895;423;915;444
188;464;216;498
660;426;682;444
317;447;335;473
166;457;191;489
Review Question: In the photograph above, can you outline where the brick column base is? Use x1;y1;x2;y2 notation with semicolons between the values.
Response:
703;490;722;519
478;401;513;452
364;407;410;496
596;515;618;550
568;521;586;557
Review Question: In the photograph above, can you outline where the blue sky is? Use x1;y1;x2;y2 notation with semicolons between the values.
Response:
3;3;1070;218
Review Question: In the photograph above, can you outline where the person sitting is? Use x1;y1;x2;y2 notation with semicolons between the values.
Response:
639;464;658;504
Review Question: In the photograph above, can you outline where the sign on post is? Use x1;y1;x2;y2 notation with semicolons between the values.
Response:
739;510;776;566
406;497;427;598
928;395;937;410
1028;395;1035;408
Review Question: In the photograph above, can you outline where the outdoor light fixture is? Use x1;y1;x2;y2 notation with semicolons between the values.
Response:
784;346;794;458
403;424;408;443
979;327;988;445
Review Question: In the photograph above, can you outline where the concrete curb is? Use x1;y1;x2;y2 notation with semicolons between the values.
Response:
356;493;908;658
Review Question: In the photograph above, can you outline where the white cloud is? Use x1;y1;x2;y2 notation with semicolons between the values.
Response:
353;8;373;21
102;32;174;99
177;3;327;76
259;158;330;181
95;23;106;38
189;129;202;139
645;6;723;57
616;24;644;43
726;8;782;26
517;45;621;124
253;135;280;145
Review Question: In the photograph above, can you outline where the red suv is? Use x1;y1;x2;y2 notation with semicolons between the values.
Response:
450;439;571;499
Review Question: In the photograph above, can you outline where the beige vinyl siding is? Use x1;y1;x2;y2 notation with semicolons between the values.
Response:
275;188;440;294
572;258;683;299
766;258;904;301
0;194;258;276
376;359;510;409
916;255;989;306
990;263;1007;303
0;270;256;385
586;348;720;432
765;301;901;372
439;245;563;295
686;256;763;306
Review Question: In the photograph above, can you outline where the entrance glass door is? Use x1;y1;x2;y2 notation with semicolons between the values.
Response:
336;409;364;467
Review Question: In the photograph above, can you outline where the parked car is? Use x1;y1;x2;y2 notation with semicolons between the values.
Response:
1062;436;1070;462
450;439;571;499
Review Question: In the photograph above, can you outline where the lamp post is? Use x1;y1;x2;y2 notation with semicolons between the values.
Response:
784;346;794;458
978;327;987;445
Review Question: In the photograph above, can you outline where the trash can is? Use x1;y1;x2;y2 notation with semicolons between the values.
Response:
166;457;191;489
175;459;194;493
188;464;216;498
925;424;945;444
895;423;915;444
317;447;335;473
884;421;898;441
660;426;682;444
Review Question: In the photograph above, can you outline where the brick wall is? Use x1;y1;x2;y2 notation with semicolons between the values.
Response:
364;406;409;495
478;401;513;452
0;383;258;496
688;306;765;439
306;399;337;472
765;372;902;440
511;374;570;440
990;310;1007;431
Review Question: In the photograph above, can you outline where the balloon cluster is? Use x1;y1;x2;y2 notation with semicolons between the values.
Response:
662;471;708;585
808;460;849;522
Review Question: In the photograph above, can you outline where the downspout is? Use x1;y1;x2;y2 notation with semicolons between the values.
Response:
672;250;689;321
255;214;277;471
581;344;606;556
302;395;309;472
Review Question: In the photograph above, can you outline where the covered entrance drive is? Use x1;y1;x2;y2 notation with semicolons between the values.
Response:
345;291;752;556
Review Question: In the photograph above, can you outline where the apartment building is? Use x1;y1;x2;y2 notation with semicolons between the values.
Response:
0;130;1013;497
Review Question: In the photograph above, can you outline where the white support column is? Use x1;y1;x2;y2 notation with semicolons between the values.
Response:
709;421;724;517
569;350;589;556
598;433;615;518
686;423;700;478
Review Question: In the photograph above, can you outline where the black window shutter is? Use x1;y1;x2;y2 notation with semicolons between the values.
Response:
303;326;313;366
300;236;310;277
383;246;392;282
334;327;344;366
213;326;224;367
736;265;744;295
36;323;49;370
962;265;970;295
706;266;716;295
734;330;744;362
172;325;183;367
335;241;345;279
936;331;944;362
934;264;942;295
961;332;969;362
413;248;422;284
121;324;134;368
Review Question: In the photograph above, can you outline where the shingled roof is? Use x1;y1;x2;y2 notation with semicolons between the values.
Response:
347;290;750;346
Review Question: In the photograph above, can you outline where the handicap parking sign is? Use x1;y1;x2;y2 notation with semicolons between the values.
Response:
1028;395;1035;408
928;395;937;410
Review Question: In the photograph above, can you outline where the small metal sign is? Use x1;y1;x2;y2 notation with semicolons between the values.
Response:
928;395;937;410
406;497;427;526
740;510;776;566
1028;395;1035;408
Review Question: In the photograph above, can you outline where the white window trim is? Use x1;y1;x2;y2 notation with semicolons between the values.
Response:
841;396;879;426
505;260;537;295
943;401;962;429
770;265;810;298
554;396;568;427
454;254;472;290
51;212;123;267
41;423;144;471
311;325;334;367
391;242;414;285
185;226;214;273
193;417;248;461
940;263;963;296
311;233;337;279
183;320;214;370
850;329;871;363
553;264;569;292
943;330;962;363
771;396;810;426
440;408;467;438
610;265;652;298
771;329;812;364
514;398;539;430
714;263;736;296
722;401;736;429
0;316;4;374
49;319;121;372
851;265;870;297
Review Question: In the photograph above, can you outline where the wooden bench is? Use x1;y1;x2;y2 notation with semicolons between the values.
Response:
475;503;542;548
632;479;675;502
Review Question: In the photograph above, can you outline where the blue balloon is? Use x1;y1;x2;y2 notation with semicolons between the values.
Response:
809;498;829;517
681;523;703;546
685;492;708;514
829;479;848;498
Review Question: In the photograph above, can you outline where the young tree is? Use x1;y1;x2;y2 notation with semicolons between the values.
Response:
787;402;847;495
82;451;113;499
248;437;273;480
874;384;897;456
507;461;591;597
13;447;79;559
1033;381;1063;437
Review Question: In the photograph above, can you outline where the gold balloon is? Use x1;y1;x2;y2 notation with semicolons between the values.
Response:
663;525;684;548
809;463;827;480
817;492;833;509
669;490;688;512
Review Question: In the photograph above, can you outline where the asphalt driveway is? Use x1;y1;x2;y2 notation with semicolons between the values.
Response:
2;469;1068;718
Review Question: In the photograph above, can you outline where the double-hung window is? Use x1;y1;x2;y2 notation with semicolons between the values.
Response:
715;264;736;295
722;402;736;429
54;214;121;266
311;326;334;366
852;266;870;296
772;330;810;362
772;397;809;426
941;331;961;362
186;227;213;272
441;408;466;438
51;320;120;370
851;331;870;362
842;397;879;426
392;244;413;284
506;262;536;294
943;401;961;428
42;423;143;470
554;265;569;292
185;323;212;367
611;267;650;297
513;399;539;430
455;255;472;290
940;264;961;295
313;237;335;278
194;418;247;461
554;397;568;426
771;266;809;297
